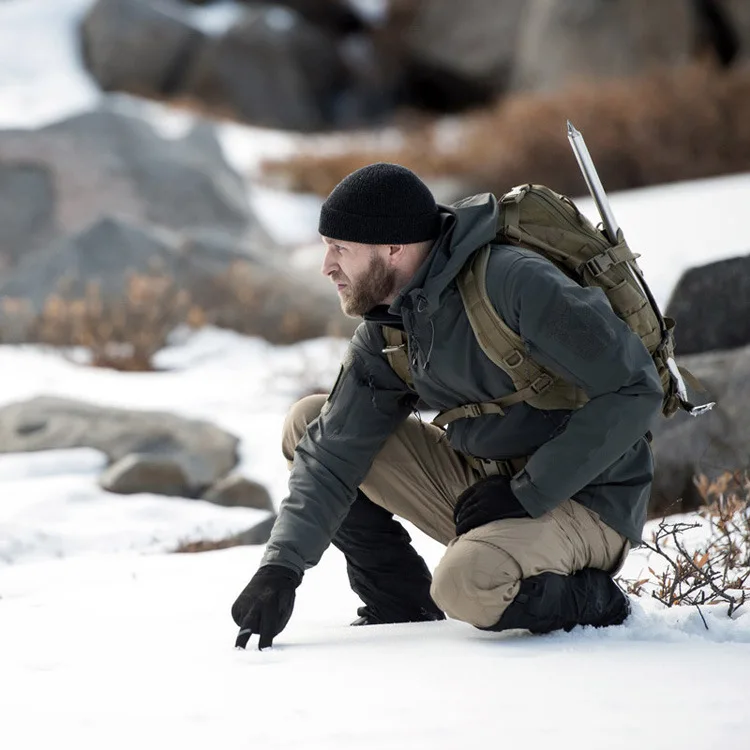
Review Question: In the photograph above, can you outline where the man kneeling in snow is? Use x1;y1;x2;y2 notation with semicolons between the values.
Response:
232;163;663;649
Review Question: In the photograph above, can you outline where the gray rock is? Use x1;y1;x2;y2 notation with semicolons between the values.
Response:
0;215;352;345
100;453;191;496
0;397;239;494
0;107;256;269
244;0;366;35
229;514;276;545
81;0;205;97
203;474;274;511
650;344;750;517
0;217;177;309
404;0;525;92
665;254;750;355
0;164;55;267
512;0;694;92
182;5;348;130
722;0;750;62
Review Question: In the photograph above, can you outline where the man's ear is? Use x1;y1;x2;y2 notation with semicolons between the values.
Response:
387;244;406;263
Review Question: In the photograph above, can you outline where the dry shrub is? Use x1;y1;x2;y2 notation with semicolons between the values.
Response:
0;297;37;343
30;274;193;371
174;536;245;553
1;260;353;371
618;470;750;625
260;62;750;198
188;259;354;344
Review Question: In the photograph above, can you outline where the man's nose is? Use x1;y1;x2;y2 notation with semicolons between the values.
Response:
321;247;338;277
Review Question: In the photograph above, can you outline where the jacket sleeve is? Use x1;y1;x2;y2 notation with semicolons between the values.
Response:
489;252;664;518
261;322;417;575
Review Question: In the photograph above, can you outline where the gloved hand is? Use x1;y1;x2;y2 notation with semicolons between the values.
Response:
453;474;530;536
231;564;302;650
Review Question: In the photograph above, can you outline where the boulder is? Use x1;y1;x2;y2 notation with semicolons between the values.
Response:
0;397;239;494
228;514;276;545
0;163;55;268
252;0;366;35
81;0;205;97
721;0;750;62
182;5;349;130
0;215;353;345
0;107;259;270
203;474;274;511
649;344;750;517
99;453;191;496
0;217;178;308
403;0;525;94
665;254;750;355
181;0;366;33
512;0;695;92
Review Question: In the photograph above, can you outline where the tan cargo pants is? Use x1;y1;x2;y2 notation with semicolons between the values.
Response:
284;395;630;629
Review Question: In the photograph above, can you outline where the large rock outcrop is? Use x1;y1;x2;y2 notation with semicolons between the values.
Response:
665;254;750;355
403;0;525;95
181;5;349;130
0;107;262;269
650;344;750;516
513;0;695;92
81;0;203;97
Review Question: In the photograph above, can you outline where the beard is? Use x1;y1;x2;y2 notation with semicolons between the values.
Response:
337;252;397;318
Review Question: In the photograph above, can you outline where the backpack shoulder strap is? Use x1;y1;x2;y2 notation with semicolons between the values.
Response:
432;243;587;429
381;325;412;387
456;245;553;403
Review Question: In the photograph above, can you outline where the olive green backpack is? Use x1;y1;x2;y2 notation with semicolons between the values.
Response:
382;184;713;429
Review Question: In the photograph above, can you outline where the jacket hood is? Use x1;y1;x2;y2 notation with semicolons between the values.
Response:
390;193;499;317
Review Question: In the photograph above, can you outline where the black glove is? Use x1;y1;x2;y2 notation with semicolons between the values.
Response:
453;475;530;536
231;564;302;650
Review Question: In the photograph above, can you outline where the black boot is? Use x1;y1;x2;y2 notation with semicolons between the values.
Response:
487;568;630;634
333;490;445;625
350;605;445;626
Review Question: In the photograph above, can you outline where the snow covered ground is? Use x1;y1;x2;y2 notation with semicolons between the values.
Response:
1;1;750;748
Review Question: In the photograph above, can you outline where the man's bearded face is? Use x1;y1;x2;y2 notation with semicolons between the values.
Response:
328;245;397;317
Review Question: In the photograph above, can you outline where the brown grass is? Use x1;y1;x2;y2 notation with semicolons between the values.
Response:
28;274;192;371
259;62;750;198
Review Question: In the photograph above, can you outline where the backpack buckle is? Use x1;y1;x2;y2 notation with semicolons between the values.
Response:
531;374;553;394
463;403;484;419
582;251;615;277
501;185;530;204
476;457;514;478
503;351;524;369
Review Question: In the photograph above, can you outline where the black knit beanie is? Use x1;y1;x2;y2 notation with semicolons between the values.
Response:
318;163;441;245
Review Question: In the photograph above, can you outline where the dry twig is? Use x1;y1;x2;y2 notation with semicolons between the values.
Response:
617;470;750;627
